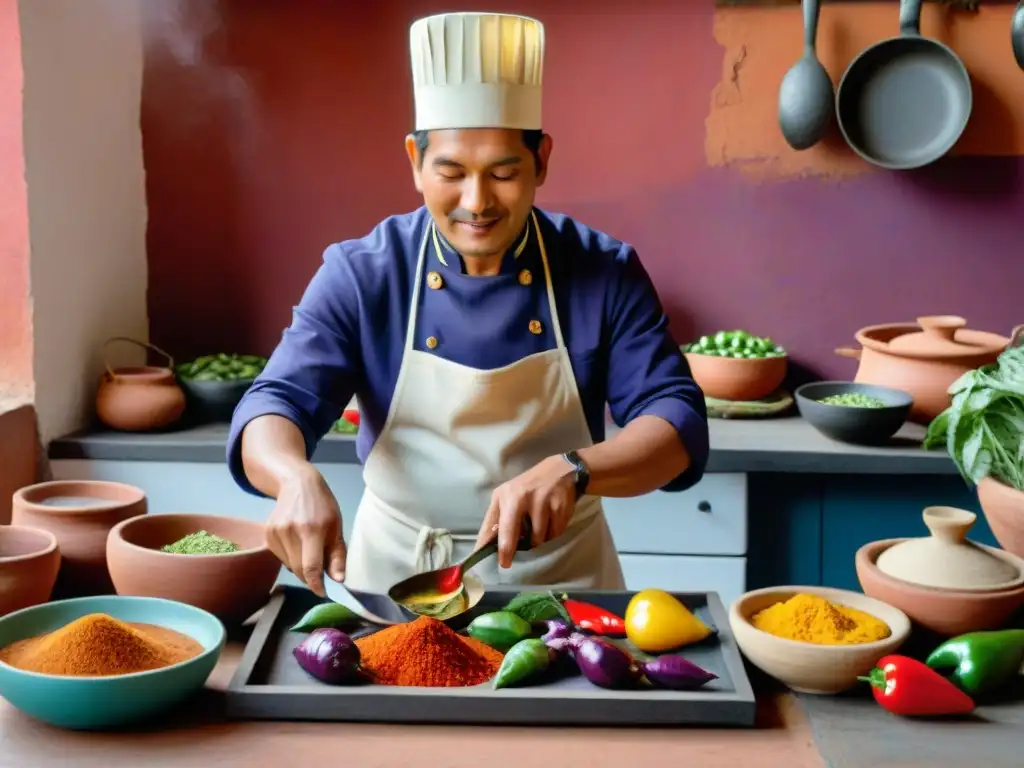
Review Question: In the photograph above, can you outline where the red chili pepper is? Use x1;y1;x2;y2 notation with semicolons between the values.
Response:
342;409;360;426
859;655;975;717
562;598;626;636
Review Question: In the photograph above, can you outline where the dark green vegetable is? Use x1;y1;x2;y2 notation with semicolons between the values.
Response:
290;602;363;633
683;330;786;360
176;352;268;383
818;393;886;408
466;611;533;651
926;630;1024;698
502;590;571;623
923;343;1024;491
493;638;556;689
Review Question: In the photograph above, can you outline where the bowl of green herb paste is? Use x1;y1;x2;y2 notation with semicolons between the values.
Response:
107;513;281;625
795;381;913;446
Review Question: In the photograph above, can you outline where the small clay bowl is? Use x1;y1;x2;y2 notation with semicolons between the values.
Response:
11;480;147;598
795;382;912;446
0;526;61;617
856;538;1024;636
729;585;910;695
684;352;787;402
978;476;1024;559
106;513;281;625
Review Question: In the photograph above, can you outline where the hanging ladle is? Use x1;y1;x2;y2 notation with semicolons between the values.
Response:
778;0;834;150
1012;0;1024;70
387;518;533;618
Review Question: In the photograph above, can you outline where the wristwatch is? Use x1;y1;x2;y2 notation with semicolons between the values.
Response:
561;450;590;499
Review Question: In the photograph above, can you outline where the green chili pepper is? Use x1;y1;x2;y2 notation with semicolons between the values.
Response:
493;638;554;689
290;602;363;633
467;611;533;651
926;629;1024;697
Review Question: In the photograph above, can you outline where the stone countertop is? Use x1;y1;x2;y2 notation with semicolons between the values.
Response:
48;416;958;475
0;637;824;768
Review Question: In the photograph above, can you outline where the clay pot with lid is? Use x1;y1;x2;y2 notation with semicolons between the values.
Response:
95;337;186;432
835;316;1020;424
11;480;147;598
855;506;1024;636
0;525;61;616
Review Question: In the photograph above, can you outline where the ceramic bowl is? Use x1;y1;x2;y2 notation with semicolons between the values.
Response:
795;382;913;445
729;585;910;695
0;526;61;617
107;513;281;625
856;538;1024;636
11;480;147;598
978;477;1024;559
684;352;787;402
179;377;254;423
0;595;224;730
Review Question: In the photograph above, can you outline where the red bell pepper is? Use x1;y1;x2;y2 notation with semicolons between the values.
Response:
859;655;975;717
342;409;360;427
562;598;626;636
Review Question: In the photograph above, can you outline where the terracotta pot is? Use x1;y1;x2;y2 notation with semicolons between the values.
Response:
11;480;147;598
835;316;1019;424
107;513;280;625
683;352;787;402
856;538;1024;636
978;476;1024;558
95;337;186;432
0;525;61;616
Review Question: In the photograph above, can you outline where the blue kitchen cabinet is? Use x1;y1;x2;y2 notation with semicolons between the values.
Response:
746;473;824;590
819;474;997;591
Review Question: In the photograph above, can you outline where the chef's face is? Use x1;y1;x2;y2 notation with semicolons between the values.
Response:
406;128;552;262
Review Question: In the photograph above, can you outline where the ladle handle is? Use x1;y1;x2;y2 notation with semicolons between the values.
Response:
899;0;923;37
461;517;533;573
803;0;821;54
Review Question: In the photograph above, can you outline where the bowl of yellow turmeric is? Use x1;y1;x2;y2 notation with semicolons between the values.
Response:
728;586;910;695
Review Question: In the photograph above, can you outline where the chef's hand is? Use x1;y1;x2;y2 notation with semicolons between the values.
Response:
475;455;577;568
265;466;346;598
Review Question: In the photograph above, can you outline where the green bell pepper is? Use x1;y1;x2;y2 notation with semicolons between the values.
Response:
492;638;554;690
925;629;1024;697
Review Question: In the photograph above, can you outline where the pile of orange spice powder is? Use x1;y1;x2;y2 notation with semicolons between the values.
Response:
0;613;203;676
355;615;503;687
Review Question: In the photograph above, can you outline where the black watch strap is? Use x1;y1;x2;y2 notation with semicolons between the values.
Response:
562;450;590;499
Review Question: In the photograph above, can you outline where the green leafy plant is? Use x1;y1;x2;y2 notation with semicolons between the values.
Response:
923;343;1024;491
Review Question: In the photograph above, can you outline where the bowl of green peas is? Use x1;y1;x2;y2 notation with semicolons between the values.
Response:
795;381;913;446
682;330;788;401
176;353;268;423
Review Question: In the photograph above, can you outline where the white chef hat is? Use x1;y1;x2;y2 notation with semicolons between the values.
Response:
409;12;545;131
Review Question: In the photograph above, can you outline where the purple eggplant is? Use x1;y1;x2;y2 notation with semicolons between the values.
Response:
640;655;717;690
574;636;640;689
538;618;572;643
292;627;361;684
546;636;573;654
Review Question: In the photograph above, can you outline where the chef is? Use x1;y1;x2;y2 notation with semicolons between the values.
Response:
227;11;709;598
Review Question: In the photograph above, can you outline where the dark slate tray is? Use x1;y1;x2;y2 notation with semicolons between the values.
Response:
225;585;756;727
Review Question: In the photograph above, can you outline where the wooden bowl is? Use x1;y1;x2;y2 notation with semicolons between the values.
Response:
729;585;910;695
684;352;787;402
107;513;281;625
856;538;1024;636
11;480;147;598
0;525;61;617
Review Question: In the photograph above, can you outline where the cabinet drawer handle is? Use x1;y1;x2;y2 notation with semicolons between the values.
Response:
697;500;711;513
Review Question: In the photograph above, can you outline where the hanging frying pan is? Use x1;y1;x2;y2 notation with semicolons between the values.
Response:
835;0;972;171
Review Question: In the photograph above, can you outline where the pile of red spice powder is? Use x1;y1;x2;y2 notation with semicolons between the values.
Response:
355;615;503;687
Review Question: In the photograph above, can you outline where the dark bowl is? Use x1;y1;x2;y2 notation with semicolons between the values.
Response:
794;381;913;446
179;378;254;423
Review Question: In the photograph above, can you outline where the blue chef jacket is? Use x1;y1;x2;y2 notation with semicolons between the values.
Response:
227;207;709;495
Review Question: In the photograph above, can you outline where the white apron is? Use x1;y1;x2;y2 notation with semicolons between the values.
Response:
343;211;625;593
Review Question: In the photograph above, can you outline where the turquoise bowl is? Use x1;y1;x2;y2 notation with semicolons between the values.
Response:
0;595;226;730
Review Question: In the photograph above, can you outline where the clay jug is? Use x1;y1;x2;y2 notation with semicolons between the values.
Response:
95;337;186;432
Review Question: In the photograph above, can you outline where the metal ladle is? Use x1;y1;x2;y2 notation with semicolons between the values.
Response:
387;518;533;614
778;0;834;150
1013;0;1024;70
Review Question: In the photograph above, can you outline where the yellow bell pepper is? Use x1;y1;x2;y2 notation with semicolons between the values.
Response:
625;588;712;653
